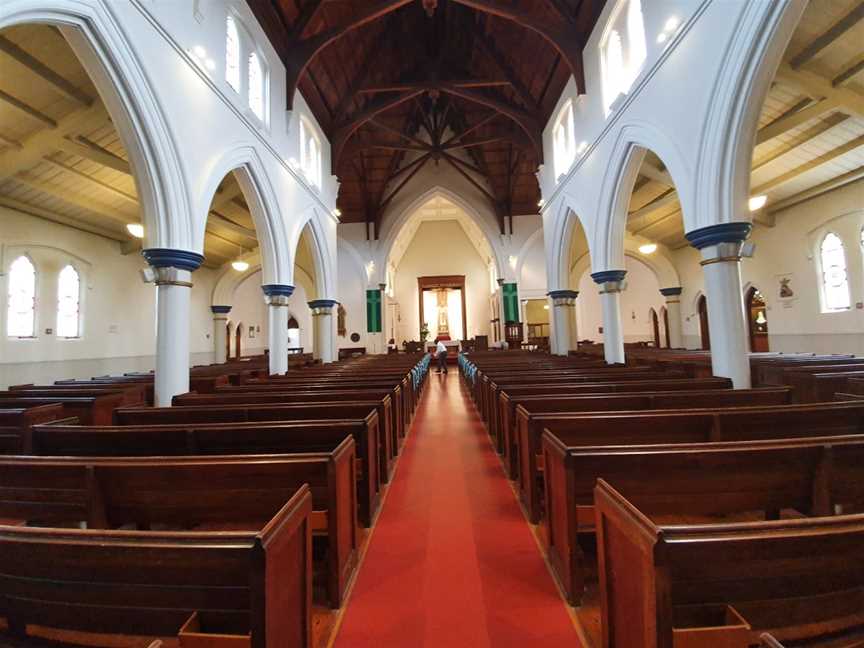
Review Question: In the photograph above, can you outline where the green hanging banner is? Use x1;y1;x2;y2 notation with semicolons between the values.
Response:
366;289;382;333
502;282;519;324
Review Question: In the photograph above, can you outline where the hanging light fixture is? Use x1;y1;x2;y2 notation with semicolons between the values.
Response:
749;195;767;211
638;242;658;254
126;223;144;238
232;259;249;272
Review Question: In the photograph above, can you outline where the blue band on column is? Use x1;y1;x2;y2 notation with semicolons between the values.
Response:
659;287;683;297
210;305;232;314
685;222;752;250
590;270;627;284
261;284;295;297
547;289;579;299
308;299;338;309
141;248;205;271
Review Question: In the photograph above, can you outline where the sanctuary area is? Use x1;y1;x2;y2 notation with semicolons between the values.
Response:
1;0;864;646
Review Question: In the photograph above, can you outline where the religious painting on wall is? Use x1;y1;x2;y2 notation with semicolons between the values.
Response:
775;273;796;307
337;304;347;337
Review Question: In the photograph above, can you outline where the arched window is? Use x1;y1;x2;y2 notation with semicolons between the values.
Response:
300;119;322;188
820;232;850;311
604;30;625;110
599;0;647;115
626;0;647;81
7;255;36;337
553;101;575;178
225;15;241;93
287;315;300;349
247;52;264;120
56;264;81;338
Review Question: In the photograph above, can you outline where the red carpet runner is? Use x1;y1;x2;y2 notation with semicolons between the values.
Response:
333;372;581;647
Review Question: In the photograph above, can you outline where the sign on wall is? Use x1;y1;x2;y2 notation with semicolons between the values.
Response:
366;289;382;332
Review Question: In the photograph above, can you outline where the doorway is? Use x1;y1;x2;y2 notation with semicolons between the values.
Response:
235;323;243;359
650;308;660;348
661;307;670;348
745;287;769;352
697;295;710;350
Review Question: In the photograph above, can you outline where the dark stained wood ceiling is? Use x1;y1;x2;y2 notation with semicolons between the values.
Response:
248;0;606;236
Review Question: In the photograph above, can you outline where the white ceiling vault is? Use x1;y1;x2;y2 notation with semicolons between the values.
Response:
625;0;864;249
387;195;496;273
0;24;260;270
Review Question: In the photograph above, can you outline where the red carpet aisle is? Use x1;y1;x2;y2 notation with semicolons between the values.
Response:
333;372;581;647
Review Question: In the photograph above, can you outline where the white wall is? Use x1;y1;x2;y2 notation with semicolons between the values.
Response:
672;180;864;353
575;255;666;343
0;207;217;387
390;221;491;346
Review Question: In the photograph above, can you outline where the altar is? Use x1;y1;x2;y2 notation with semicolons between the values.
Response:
418;275;467;344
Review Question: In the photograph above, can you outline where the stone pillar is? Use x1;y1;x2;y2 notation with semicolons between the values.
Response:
685;223;752;388
309;299;337;364
262;284;293;375
548;290;578;356
211;305;231;364
591;270;627;365
659;287;683;349
142;248;204;407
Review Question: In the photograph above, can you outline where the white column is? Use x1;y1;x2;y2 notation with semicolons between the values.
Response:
592;271;627;365
262;284;293;375
659;288;683;348
143;249;203;407
211;305;231;364
548;290;578;355
309;300;337;363
686;223;752;388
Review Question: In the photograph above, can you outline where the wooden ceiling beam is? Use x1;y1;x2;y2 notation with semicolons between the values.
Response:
752;112;850;170
0;35;93;106
450;0;586;92
40;155;137;205
833;53;864;87
767;165;864;214
0;134;23;150
282;0;413;110
14;172;134;224
755;96;843;144
0;88;57;128
291;0;327;40
0;195;124;241
54;137;132;175
358;79;510;93
472;24;539;111
774;64;864;119
789;2;864;69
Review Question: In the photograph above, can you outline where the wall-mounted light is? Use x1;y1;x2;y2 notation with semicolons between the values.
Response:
638;243;658;254
537;198;545;208
749;195;767;211
126;223;144;238
231;259;250;272
333;208;342;218
657;16;681;44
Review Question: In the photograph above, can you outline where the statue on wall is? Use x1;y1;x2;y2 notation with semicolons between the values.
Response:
337;304;347;337
436;288;450;337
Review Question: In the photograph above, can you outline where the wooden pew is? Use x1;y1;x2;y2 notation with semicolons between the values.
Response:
30;419;380;527
595;479;864;648
0;447;356;608
0;484;312;648
526;400;864;525
782;366;864;403
503;386;791;481
9;383;148;407
174;389;399;482
0;403;67;453
544;433;864;604
0;394;122;426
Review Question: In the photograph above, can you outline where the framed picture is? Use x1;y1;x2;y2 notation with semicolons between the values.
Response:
775;273;796;302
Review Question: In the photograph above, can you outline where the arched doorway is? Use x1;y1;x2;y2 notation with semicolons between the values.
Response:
287;315;300;351
661;307;670;348
697;295;710;350
650;308;660;348
226;322;233;359
746;287;769;352
235;323;243;358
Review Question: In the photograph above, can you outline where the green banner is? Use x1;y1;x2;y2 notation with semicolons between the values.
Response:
366;289;382;333
502;282;519;323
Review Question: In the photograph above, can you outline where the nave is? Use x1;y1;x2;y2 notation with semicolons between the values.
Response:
334;371;578;648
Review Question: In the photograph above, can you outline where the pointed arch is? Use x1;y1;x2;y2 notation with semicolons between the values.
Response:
290;206;336;300
0;1;194;250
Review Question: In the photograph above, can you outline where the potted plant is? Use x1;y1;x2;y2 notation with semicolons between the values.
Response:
419;324;429;345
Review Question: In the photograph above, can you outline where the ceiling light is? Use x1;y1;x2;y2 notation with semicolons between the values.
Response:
543;304;550;310
749;195;767;211
638;243;658;254
232;260;249;272
664;17;680;31
126;223;144;238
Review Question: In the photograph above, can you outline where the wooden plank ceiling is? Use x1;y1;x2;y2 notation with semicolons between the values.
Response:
248;0;607;236
626;0;864;249
0;25;258;269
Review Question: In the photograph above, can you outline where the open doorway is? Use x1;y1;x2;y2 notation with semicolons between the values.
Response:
697;295;710;350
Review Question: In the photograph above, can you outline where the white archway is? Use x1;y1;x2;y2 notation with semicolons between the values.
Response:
0;1;194;251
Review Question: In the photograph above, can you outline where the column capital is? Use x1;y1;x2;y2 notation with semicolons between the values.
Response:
262;284;294;306
591;270;626;294
308;298;337;315
547;289;579;299
659;287;683;297
685;222;752;250
210;304;232;314
141;248;204;272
